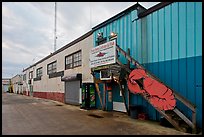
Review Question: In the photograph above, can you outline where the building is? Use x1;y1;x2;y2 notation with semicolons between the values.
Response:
22;31;93;105
91;2;202;130
2;78;11;93
20;2;202;131
11;74;23;94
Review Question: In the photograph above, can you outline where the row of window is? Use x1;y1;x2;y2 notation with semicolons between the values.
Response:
23;50;82;80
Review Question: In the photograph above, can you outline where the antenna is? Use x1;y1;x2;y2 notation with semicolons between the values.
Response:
54;2;57;52
89;2;92;29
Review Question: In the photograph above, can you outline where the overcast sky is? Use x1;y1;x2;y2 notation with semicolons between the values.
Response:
2;2;160;78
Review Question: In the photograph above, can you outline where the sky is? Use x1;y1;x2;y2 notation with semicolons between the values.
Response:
2;2;160;78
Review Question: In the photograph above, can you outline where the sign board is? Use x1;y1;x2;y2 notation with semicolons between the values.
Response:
2;79;10;85
61;73;82;81
90;40;116;68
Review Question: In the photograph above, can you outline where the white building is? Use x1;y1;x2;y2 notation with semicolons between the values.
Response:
11;74;23;94
22;31;93;105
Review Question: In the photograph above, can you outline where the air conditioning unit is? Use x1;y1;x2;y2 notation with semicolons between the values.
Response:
100;69;112;80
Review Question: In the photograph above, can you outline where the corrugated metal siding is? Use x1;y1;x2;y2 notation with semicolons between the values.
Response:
93;2;202;128
142;2;202;127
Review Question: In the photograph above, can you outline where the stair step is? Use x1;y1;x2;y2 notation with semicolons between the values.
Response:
179;122;192;133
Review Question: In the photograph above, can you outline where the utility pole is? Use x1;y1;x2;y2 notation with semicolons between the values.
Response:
54;2;57;52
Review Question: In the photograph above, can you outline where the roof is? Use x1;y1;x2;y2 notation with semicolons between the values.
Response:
138;2;173;18
23;30;92;72
92;3;146;31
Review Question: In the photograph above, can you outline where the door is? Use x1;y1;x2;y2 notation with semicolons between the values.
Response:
112;84;127;112
65;80;80;105
29;85;33;96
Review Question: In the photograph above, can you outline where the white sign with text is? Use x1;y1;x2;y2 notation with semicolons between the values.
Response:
90;40;116;68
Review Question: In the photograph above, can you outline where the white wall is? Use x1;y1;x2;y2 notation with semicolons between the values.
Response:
11;75;23;94
23;33;93;94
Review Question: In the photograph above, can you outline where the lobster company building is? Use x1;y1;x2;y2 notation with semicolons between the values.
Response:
21;2;202;133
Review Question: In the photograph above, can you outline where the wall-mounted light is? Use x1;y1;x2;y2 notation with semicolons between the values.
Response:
97;32;103;39
109;32;117;40
110;32;117;37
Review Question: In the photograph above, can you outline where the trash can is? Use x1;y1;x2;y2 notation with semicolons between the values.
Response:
129;105;137;119
129;105;143;119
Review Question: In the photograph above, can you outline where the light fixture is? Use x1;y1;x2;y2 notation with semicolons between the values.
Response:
110;32;116;37
97;32;103;39
109;32;117;40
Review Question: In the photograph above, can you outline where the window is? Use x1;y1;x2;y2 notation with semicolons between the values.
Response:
73;51;82;67
65;50;82;69
65;55;72;69
47;61;57;75
29;71;33;79
36;67;43;78
23;74;26;81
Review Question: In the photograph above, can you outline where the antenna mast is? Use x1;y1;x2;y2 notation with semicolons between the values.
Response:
54;2;57;52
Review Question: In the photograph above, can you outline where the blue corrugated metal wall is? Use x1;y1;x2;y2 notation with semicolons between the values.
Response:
93;2;202;128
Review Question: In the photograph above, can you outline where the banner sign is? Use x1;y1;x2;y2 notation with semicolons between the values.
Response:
90;40;116;68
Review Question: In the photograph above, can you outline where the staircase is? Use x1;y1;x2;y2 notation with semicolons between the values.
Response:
114;45;197;133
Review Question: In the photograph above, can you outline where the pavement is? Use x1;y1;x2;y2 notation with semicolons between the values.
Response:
2;92;195;135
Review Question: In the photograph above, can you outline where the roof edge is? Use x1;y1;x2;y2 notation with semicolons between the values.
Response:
23;30;92;72
138;2;173;18
92;3;146;31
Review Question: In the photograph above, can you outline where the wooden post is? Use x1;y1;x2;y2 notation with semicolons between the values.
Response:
127;48;130;68
127;48;130;115
192;111;197;134
103;83;106;111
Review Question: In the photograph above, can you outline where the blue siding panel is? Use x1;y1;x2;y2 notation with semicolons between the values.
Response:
195;3;202;56
178;2;186;59
195;56;202;128
157;6;165;82
141;17;148;68
158;9;165;62
147;15;153;66
186;3;195;58
152;12;159;63
132;21;137;61
137;20;142;63
178;58;188;113
171;3;179;107
164;6;171;61
172;3;179;60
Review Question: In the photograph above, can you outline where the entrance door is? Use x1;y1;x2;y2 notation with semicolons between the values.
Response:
65;80;80;105
29;85;33;96
112;84;127;112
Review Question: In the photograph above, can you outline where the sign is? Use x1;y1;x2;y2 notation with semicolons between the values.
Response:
2;80;10;85
61;73;82;81
90;40;116;68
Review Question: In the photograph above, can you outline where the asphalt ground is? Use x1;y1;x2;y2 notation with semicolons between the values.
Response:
2;92;193;135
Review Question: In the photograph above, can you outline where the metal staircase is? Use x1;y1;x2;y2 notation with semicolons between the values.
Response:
91;44;197;133
114;45;197;133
